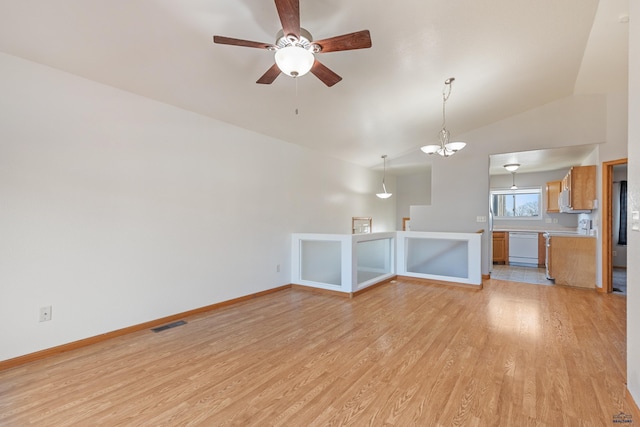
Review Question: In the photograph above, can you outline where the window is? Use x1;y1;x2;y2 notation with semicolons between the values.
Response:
491;188;541;219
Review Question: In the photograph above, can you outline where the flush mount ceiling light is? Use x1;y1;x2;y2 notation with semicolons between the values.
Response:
421;77;467;157
376;155;392;199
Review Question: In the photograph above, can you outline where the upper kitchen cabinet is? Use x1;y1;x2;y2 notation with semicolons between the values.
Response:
545;180;561;213
559;165;596;212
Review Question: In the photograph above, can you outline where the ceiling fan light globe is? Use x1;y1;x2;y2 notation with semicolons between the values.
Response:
376;192;392;199
275;46;314;77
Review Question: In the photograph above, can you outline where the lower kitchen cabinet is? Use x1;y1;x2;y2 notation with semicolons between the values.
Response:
492;231;508;264
548;236;596;288
538;233;546;268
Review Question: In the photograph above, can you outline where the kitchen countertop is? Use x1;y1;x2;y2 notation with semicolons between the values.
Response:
546;232;595;238
492;228;596;237
492;227;574;233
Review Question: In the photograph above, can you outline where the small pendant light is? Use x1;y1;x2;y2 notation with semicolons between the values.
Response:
376;155;392;199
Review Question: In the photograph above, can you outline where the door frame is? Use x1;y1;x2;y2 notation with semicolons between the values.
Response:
601;158;628;293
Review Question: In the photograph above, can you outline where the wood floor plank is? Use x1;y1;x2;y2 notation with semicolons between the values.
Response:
1;279;638;426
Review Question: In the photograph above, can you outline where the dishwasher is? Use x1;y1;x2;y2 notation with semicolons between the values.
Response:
508;232;539;266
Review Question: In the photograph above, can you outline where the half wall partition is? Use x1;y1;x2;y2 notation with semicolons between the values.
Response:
396;231;482;286
291;231;482;295
291;232;396;294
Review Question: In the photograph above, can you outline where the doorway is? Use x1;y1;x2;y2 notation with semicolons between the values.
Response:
602;159;628;294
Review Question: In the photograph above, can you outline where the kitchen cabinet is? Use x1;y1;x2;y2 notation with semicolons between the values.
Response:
548;236;596;288
537;233;546;268
492;231;508;264
560;165;596;212
545;180;561;212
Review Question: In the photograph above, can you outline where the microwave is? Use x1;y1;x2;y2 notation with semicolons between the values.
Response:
559;189;593;213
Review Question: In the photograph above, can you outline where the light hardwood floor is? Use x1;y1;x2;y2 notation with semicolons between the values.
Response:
1;278;637;426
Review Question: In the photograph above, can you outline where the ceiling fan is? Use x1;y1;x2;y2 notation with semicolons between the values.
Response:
213;0;372;87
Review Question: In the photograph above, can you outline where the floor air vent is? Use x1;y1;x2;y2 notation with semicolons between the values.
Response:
151;320;187;333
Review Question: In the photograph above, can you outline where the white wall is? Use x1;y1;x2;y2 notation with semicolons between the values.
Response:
0;53;396;361
627;0;640;405
395;171;431;230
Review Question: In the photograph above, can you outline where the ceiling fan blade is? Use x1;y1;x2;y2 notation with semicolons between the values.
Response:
313;30;372;53
213;36;275;50
256;64;282;84
274;0;300;40
310;60;342;87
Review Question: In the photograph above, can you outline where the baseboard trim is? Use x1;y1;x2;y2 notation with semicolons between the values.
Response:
397;275;483;290
482;273;490;280
628;387;640;417
352;276;396;297
291;284;351;298
291;276;397;299
0;285;291;372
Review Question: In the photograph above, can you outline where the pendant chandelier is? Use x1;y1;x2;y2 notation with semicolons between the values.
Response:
420;77;467;157
376;155;392;199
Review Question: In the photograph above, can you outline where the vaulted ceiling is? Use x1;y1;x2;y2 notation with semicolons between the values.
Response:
0;0;629;172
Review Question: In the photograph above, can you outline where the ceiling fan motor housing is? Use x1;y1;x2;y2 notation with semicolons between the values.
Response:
276;28;315;50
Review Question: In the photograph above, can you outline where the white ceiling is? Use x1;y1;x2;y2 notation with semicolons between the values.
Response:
488;144;599;176
0;0;629;172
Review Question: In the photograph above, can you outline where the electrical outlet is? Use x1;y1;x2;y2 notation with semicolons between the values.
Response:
545;218;552;223
276;264;280;273
553;218;558;223
612;251;617;256
39;306;52;322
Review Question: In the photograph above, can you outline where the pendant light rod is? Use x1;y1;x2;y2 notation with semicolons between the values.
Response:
504;163;520;189
420;77;467;157
441;77;453;130
376;155;392;199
